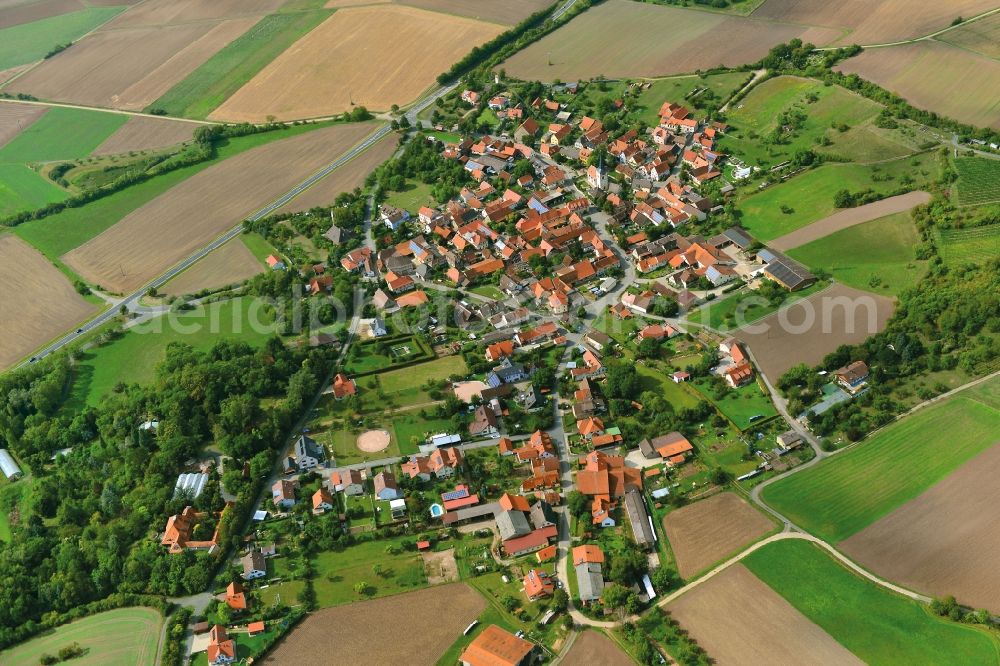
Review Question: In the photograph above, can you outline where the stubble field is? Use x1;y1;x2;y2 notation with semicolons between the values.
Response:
667;563;862;665
211;5;504;122
261;583;485;665
939;13;1000;59
160;237;263;296
835;41;1000;130
840;442;1000;613
662;492;775;579
736;283;895;382
502;0;840;81
62;121;379;293
4;0;284;110
752;0;1000;45
0;234;97;369
90;115;195;156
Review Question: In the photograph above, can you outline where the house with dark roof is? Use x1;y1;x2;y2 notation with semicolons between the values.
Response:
294;434;327;470
624;488;655;551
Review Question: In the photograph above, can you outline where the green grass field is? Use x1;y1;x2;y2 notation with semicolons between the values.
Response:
635;363;702;410
392;413;453;450
66;298;280;408
690;377;778;430
633;71;750;127
14;123;330;261
744;540;1000;665
722;76;911;167
149;7;333;118
788;212;927;296
0;607;162;666
384;180;436;214
0;7;124;70
737;151;941;241
955;157;1000;206
687;280;828;331
761;382;1000;542
0;107;128;215
371;355;468;394
935;224;1000;266
312;535;428;607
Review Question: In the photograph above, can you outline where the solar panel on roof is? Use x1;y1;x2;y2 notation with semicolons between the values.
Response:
441;488;470;501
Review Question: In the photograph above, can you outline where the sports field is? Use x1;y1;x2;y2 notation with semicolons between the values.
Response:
211;4;504;121
836;41;1000;130
502;0;841;81
743;539;1000;665
0;234;97;369
0;6;123;70
936;224;1000;266
954;157;1000;206
787;210;927;296
0;607;163;666
736;151;941;241
149;5;333;118
761;379;1000;542
66;297;278;407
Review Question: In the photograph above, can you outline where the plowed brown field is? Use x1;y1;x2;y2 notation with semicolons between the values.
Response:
563;631;632;666
663;492;775;579
753;0;1000;46
90;115;195;156
161;237;263;296
210;5;504;121
502;0;841;81
667;564;862;665
397;0;552;25
737;284;895;382
0;234;97;369
63;122;379;293
275;132;397;214
0;0;137;29
261;583;485;665
841;442;1000;614
0;101;45;148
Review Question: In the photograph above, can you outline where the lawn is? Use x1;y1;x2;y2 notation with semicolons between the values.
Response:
788;212;927;296
0;607;163;666
312;535;428;607
373;355;468;394
687;280;828;331
392;413;453;451
744;539;1000;665
736;151;941;241
384;180;436;213
635;363;701;410
0;164;67;216
935;224;1000;266
721;76;911;167
0;7;124;70
66;298;280;407
469;284;504;300
13;122;334;261
761;384;1000;542
633;71;750;127
0;477;27;543
239;231;277;264
148;6;334;118
954;156;1000;206
690;377;778;430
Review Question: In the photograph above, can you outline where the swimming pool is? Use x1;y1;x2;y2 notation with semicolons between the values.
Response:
429;503;444;518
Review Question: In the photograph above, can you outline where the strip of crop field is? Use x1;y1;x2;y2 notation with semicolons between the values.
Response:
0;6;123;70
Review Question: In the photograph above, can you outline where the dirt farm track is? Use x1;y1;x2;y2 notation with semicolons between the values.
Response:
841;442;1000;614
260;583;485;665
0;235;98;370
663;492;775;579
667;564;863;666
62;121;380;293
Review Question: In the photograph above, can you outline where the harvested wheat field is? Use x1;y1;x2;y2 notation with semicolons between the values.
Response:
841;443;1000;614
836;42;1000;130
0;101;45;148
397;0;552;25
90;116;195;156
261;583;485;665
503;0;840;81
563;631;632;666
769;191;931;251
63;122;379;293
277;132;397;214
663;492;775;579
737;284;895;382
0;234;97;369
668;564;862;666
211;5;505;122
753;0;999;46
160;237;262;297
5;0;283;110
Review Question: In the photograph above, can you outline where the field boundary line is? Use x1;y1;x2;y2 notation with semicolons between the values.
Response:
0;97;217;125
